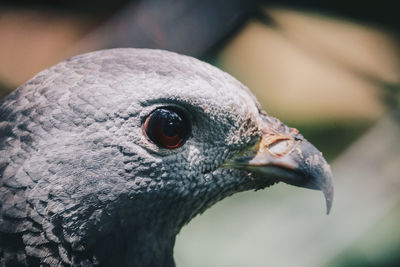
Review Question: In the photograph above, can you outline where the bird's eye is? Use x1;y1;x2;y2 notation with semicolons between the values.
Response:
143;107;191;149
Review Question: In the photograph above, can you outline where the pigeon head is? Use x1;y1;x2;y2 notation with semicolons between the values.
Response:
0;49;333;266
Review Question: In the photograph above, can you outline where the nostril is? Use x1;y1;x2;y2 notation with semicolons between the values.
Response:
267;138;297;157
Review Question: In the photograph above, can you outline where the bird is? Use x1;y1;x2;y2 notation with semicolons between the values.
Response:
0;48;333;267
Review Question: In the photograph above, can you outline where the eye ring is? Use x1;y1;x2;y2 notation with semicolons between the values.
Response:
142;107;191;149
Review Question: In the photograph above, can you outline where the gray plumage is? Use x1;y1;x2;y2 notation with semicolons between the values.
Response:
0;48;333;266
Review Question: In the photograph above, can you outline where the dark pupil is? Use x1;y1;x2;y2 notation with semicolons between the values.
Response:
159;110;182;137
145;108;189;148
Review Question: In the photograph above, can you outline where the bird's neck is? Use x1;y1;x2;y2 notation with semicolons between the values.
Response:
126;230;177;267
86;225;177;267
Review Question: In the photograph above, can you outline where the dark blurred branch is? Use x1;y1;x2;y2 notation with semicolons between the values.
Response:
261;0;400;35
70;0;257;58
3;0;399;35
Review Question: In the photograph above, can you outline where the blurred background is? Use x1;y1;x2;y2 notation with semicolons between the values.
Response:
0;0;399;266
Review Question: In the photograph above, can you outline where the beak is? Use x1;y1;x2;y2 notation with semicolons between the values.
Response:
227;115;334;214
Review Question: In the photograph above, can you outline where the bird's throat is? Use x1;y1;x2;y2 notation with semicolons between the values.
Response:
85;227;177;267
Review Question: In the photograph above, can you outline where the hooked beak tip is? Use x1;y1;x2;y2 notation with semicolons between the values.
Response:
322;177;334;214
288;139;335;215
227;124;334;214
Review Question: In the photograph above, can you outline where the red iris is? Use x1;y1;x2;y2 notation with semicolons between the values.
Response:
143;107;191;149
